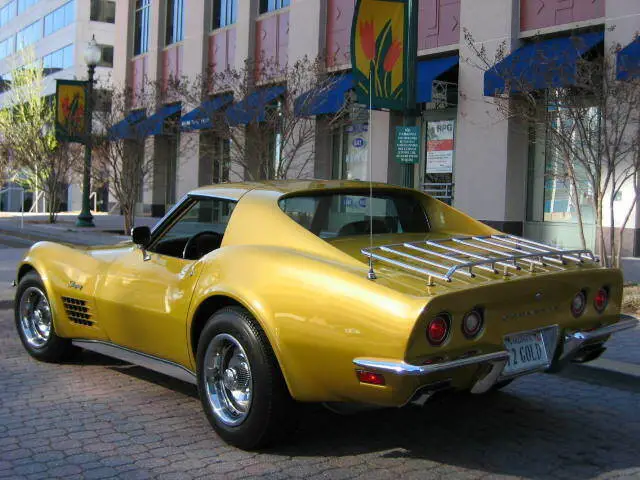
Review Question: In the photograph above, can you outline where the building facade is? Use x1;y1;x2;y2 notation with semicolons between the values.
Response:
112;0;640;254
0;0;116;211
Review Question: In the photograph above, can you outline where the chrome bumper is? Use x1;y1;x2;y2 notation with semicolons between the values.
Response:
353;314;639;396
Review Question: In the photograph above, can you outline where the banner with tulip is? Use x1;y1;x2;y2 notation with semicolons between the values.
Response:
55;79;87;143
351;0;409;111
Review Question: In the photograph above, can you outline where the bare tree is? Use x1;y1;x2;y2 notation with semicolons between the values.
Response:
464;30;640;267
169;55;349;182
0;49;81;222
92;83;159;234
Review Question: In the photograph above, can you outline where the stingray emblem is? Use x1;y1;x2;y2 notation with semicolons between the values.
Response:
68;281;83;290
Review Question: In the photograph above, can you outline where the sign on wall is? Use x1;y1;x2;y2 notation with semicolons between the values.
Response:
426;119;454;173
395;126;420;164
55;79;87;143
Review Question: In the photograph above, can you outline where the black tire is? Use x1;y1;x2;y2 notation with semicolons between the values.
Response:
196;306;296;450
14;271;75;362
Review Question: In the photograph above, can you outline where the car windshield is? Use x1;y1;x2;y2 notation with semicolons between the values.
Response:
279;190;429;238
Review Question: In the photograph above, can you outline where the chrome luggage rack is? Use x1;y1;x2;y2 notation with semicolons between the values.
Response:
361;234;597;283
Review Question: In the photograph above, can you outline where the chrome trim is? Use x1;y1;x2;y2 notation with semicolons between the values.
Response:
560;315;639;362
361;234;595;283
353;351;510;376
72;340;197;385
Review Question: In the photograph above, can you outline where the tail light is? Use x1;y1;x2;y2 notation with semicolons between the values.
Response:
356;370;385;385
427;314;450;346
462;309;484;338
571;290;587;317
594;287;609;313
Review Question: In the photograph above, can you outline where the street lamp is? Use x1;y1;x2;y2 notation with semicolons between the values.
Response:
76;35;101;227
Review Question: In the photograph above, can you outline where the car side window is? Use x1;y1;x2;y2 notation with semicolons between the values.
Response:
150;197;236;259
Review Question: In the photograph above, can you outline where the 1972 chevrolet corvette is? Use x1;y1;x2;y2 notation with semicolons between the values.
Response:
14;180;638;449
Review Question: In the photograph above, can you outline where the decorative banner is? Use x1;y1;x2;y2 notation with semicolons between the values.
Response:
55;79;87;143
351;0;410;111
395;126;420;164
426;119;455;173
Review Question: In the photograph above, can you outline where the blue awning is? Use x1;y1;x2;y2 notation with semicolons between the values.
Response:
617;37;640;81
295;75;355;116
416;55;459;103
226;86;286;125
108;110;146;140
136;103;181;136
181;95;234;131
295;55;458;116
484;31;604;96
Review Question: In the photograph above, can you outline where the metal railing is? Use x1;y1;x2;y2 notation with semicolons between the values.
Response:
362;234;597;284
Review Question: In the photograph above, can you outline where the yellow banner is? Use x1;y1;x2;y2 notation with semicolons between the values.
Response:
351;0;407;110
56;80;87;142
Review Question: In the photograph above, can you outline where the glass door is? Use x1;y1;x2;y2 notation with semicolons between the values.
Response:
421;111;456;204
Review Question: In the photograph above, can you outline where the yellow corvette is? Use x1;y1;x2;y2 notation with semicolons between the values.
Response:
14;180;637;449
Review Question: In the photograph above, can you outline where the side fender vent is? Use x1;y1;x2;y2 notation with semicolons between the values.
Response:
62;297;94;326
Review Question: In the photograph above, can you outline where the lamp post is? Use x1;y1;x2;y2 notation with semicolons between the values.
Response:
76;35;101;227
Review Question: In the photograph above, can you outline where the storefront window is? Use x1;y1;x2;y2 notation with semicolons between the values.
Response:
422;117;455;204
331;122;369;181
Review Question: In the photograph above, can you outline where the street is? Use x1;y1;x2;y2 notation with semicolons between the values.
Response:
1;237;640;479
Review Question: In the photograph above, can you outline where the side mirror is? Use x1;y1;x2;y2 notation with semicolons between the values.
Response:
131;226;151;247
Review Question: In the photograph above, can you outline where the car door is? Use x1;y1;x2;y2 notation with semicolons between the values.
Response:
95;195;236;367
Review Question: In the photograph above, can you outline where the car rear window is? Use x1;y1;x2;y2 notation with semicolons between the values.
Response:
278;191;429;238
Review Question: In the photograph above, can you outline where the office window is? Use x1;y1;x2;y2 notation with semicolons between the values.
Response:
99;45;113;67
44;1;75;37
213;0;237;29
0;37;15;60
16;20;42;50
17;0;37;14
259;0;290;14
134;0;151;55
165;0;184;45
90;0;115;23
43;44;74;74
0;1;16;28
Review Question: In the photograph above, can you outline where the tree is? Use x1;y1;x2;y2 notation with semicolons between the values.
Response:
0;49;80;223
464;30;640;268
92;83;159;234
169;55;349;182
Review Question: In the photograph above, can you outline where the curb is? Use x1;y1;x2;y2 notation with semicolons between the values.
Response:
576;357;640;379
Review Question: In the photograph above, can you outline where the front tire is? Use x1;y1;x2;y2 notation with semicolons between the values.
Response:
14;271;74;362
197;306;295;450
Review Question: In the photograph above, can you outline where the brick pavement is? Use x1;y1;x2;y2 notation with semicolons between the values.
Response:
1;309;640;479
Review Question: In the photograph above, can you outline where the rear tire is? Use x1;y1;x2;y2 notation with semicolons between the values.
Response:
14;271;74;362
196;306;296;450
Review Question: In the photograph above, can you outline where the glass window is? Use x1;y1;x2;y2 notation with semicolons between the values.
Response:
42;44;74;74
331;122;369;181
213;0;237;29
279;191;429;238
90;0;115;23
16;19;42;50
165;0;184;45
0;1;16;28
151;197;236;259
43;1;74;37
0;37;14;60
259;0;290;14
99;45;113;67
134;0;151;55
17;0;37;14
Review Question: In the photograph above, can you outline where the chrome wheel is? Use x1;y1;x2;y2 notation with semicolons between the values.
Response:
203;333;253;426
19;286;52;349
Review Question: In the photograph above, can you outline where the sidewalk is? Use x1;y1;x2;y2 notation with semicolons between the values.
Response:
0;213;159;246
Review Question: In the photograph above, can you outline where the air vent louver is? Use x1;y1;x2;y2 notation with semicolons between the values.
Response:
62;297;93;326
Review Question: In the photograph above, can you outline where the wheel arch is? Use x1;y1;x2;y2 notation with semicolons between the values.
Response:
188;293;295;396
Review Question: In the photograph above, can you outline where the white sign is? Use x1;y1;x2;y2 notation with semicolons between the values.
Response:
426;120;455;174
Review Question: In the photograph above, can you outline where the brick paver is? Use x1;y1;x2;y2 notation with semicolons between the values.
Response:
1;308;639;479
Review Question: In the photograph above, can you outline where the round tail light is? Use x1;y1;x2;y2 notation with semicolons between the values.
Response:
427;314;450;346
462;309;484;338
594;287;608;313
571;290;587;317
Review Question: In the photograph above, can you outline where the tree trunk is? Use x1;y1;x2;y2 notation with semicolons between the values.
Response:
564;152;587;250
595;202;608;267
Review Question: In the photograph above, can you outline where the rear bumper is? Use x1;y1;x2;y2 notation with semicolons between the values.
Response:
353;314;638;399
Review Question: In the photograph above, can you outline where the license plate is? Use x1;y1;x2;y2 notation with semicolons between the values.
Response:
502;331;548;376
